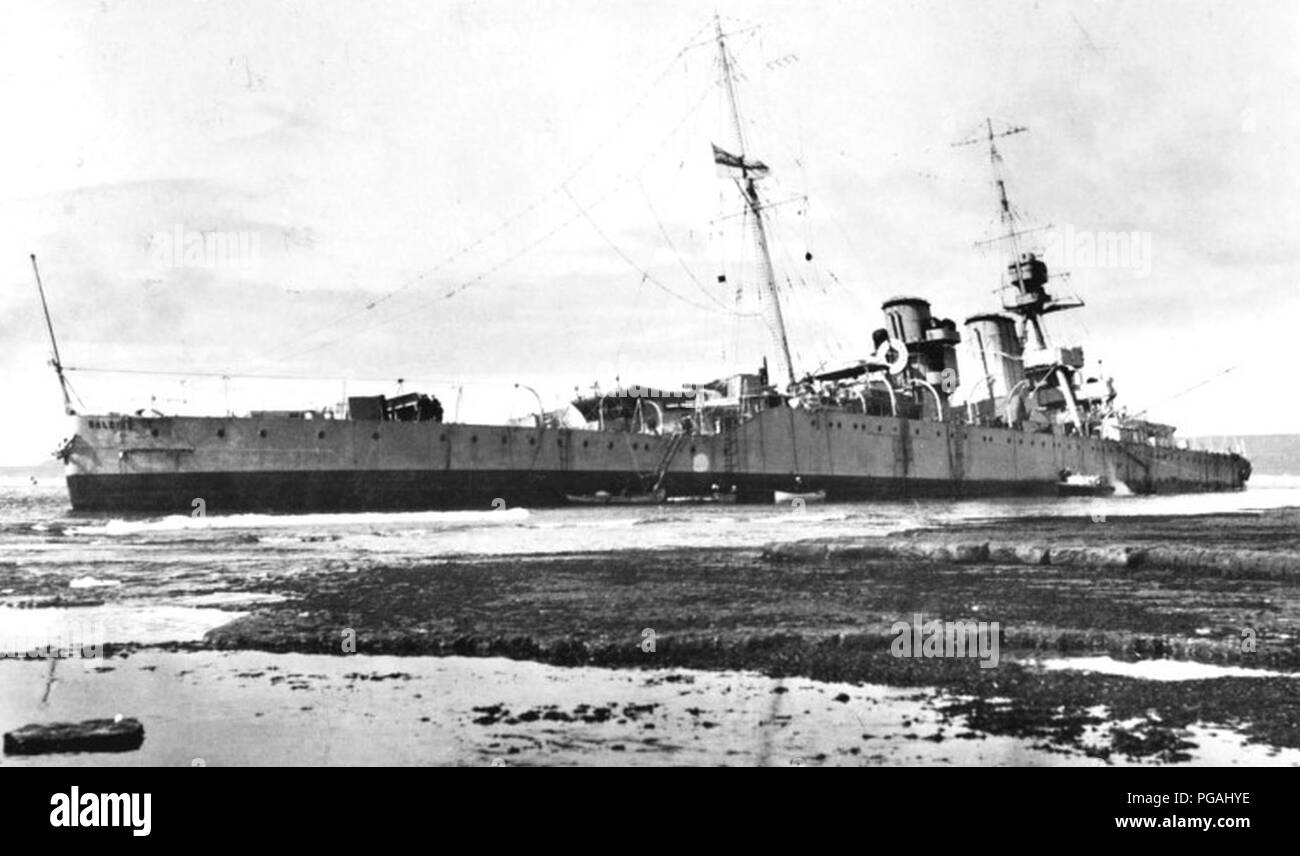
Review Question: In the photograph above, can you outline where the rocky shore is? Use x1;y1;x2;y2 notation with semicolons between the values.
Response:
188;509;1300;761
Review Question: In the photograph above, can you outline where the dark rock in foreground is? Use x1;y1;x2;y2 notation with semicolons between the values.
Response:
764;534;1300;579
193;509;1300;759
4;717;145;755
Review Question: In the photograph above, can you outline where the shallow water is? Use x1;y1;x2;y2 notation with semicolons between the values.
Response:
3;478;1300;648
3;652;1293;767
6;478;1300;577
1037;656;1300;682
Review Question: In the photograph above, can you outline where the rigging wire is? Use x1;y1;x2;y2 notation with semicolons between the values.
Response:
252;20;721;370
63;366;564;422
272;195;609;366
612;272;649;384
719;32;868;373
267;77;722;367
636;178;762;316
562;186;731;316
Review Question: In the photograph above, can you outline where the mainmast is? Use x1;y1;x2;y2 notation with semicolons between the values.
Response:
29;254;74;415
714;16;796;390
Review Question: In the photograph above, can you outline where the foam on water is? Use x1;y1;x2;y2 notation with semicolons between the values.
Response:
69;506;530;537
0;604;244;652
1;481;1299;572
68;576;122;589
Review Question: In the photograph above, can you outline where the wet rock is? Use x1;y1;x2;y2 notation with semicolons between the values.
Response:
1048;545;1142;569
763;542;829;563
987;542;1051;565
890;540;989;563
891;541;937;561
1111;725;1195;764
944;541;990;563
4;718;145;755
824;540;894;561
1143;547;1300;580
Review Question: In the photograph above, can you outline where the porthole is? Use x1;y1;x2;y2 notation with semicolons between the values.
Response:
317;431;326;440
529;437;536;446
259;429;267;438
582;440;589;448
440;434;447;442
217;428;226;438
502;436;508;444
607;441;613;450
689;446;696;454
837;422;842;429
150;428;159;438
557;439;563;447
373;432;381;441
470;435;477;443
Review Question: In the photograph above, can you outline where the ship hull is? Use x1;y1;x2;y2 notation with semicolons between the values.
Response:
61;409;1248;513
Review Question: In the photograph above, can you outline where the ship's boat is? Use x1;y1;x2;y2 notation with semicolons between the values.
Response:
1056;473;1115;497
774;490;827;505
666;492;738;505
28;19;1251;513
565;490;666;506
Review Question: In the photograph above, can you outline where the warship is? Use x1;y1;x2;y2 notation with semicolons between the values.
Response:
39;21;1250;513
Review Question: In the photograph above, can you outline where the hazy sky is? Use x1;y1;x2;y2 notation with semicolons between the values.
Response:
2;0;1298;464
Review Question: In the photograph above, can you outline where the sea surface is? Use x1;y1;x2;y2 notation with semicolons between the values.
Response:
3;475;1300;650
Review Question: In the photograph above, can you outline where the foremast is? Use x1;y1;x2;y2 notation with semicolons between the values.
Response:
713;17;795;391
957;121;1102;434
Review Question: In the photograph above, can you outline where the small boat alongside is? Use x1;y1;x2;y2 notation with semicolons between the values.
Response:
667;491;738;505
774;489;826;505
565;489;667;506
1056;473;1115;497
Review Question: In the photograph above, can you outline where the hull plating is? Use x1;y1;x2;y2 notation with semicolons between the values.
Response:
62;410;1246;512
